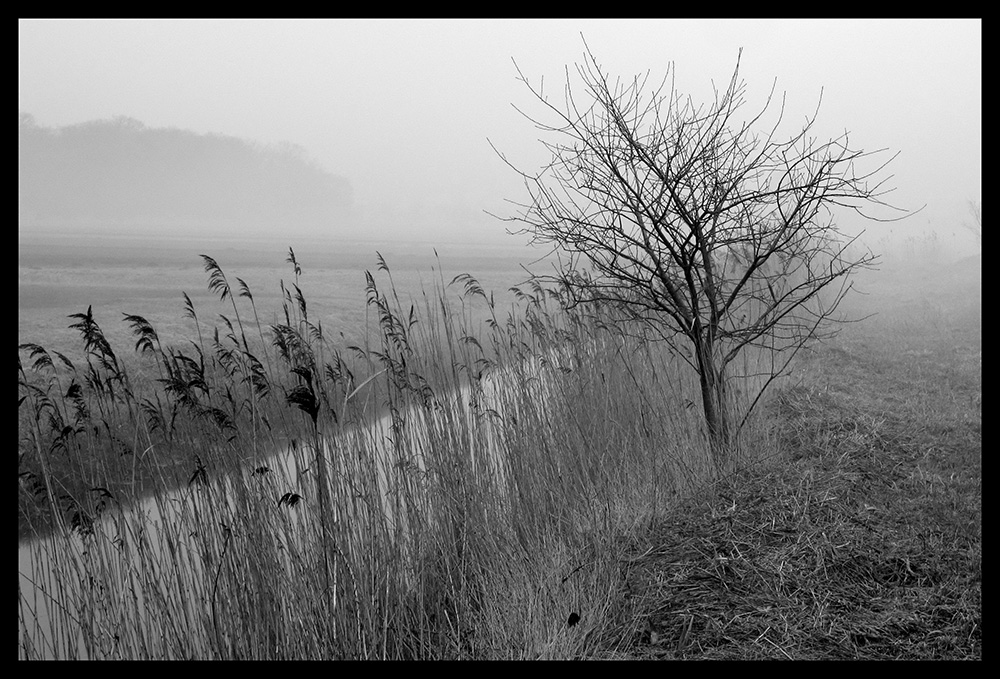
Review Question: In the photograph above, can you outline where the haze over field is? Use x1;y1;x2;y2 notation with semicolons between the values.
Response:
19;19;981;253
17;20;982;661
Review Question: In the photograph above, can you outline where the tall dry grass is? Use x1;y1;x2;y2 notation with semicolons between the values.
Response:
18;248;774;659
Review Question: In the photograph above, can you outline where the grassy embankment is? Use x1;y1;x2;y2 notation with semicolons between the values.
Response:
615;253;981;659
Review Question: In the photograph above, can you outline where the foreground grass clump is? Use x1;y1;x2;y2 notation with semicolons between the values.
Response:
20;248;752;659
611;259;981;660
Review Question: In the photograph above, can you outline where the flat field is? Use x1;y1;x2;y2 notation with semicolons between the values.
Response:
19;231;537;364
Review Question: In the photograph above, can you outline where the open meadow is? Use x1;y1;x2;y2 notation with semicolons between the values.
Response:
18;232;535;369
18;230;980;659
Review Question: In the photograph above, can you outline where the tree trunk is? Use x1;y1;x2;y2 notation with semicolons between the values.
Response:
694;333;730;472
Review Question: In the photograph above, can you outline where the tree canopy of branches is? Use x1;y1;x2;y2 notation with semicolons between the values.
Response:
494;44;903;468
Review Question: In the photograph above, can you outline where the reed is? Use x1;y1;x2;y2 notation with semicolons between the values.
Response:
18;248;773;659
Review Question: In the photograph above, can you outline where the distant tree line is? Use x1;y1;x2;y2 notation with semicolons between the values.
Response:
18;112;353;236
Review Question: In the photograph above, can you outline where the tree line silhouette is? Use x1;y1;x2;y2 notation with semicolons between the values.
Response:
18;113;353;237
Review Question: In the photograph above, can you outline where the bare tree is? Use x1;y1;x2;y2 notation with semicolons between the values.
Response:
493;44;905;468
967;200;981;242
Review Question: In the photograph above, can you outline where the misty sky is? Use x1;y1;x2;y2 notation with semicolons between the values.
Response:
18;19;981;248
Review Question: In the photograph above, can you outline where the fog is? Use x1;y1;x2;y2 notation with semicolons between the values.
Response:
18;19;981;254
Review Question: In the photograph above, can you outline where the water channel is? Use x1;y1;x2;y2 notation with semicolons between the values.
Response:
18;353;564;659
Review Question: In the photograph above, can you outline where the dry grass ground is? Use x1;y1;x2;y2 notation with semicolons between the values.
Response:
608;257;981;660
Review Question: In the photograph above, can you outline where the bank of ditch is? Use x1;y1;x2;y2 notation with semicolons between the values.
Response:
606;261;981;660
